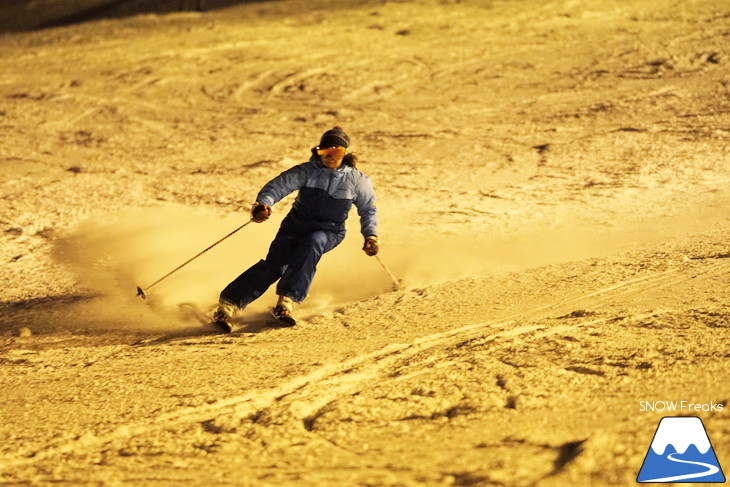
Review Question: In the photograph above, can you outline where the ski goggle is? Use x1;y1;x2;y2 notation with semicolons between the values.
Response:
317;146;347;158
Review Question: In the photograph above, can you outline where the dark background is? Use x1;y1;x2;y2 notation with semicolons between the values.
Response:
0;0;265;32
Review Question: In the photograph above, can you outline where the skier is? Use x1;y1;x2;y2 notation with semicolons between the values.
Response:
211;126;379;331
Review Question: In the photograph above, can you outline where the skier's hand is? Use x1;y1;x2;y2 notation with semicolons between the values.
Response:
363;236;380;256
251;203;272;223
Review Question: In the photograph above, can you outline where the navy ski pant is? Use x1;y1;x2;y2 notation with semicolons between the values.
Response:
219;226;345;308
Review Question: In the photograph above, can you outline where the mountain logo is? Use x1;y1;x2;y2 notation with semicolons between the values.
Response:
637;416;725;483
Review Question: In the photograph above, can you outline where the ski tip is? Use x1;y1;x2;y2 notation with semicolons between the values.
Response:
136;286;147;299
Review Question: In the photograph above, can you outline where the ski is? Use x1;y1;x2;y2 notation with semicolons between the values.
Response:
211;319;234;334
270;308;297;327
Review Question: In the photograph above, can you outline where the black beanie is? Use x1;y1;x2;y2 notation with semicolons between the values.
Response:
319;126;350;148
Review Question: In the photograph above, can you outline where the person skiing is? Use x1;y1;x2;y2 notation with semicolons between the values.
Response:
211;126;379;331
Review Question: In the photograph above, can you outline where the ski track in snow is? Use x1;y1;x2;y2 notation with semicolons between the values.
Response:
0;261;726;474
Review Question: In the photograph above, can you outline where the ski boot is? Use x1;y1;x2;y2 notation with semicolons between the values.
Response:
211;301;238;333
271;295;297;327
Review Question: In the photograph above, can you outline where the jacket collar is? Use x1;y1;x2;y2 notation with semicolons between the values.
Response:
310;154;352;173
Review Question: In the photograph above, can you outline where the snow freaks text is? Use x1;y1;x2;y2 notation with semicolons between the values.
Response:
639;401;724;413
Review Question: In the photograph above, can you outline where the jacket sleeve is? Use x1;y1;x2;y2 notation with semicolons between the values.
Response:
354;174;378;237
255;163;308;207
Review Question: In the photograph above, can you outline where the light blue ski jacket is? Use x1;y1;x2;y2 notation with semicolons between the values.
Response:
256;155;378;237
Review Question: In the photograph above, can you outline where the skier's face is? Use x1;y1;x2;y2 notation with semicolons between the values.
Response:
317;146;347;169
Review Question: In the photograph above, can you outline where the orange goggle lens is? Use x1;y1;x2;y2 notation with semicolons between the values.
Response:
317;146;347;158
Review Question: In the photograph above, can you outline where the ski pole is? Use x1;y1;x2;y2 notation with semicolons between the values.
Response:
136;219;253;299
375;254;402;291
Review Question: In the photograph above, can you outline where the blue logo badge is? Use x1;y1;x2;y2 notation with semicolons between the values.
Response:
637;416;725;483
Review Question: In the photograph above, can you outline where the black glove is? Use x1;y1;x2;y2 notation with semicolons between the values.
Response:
251;202;271;223
363;236;380;256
